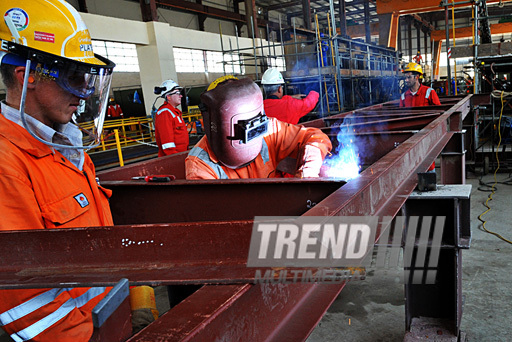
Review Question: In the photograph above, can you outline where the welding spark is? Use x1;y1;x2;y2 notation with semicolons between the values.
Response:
323;125;361;181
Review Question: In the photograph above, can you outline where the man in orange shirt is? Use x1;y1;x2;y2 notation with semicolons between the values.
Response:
0;0;153;340
185;77;332;179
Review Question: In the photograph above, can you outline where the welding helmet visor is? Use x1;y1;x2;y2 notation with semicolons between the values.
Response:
200;77;267;168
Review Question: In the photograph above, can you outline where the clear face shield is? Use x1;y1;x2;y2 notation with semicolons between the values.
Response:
3;43;115;150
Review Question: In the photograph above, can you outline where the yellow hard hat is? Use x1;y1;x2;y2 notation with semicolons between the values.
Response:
0;0;110;66
207;75;239;91
0;0;116;150
403;62;423;75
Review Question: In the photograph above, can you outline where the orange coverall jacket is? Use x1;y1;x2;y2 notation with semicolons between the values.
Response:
0;113;113;341
154;103;190;157
185;117;332;179
263;91;319;124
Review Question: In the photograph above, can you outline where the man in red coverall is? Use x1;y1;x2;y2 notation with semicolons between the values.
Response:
154;79;190;157
400;62;441;107
107;97;124;119
400;62;441;172
261;68;319;125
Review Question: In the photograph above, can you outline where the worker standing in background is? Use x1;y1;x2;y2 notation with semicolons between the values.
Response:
261;68;320;125
400;62;441;172
412;51;423;65
400;62;441;107
185;77;332;179
0;0;154;340
107;97;124;119
154;79;189;157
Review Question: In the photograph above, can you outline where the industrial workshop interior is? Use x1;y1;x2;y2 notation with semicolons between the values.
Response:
1;0;512;340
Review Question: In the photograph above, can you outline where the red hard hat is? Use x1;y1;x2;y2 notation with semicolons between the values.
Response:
200;78;265;168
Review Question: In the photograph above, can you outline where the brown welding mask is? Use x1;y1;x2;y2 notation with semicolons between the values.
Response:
200;78;268;168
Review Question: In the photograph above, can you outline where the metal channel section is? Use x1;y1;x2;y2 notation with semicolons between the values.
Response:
0;96;472;341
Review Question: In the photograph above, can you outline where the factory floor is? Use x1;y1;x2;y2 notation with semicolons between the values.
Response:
307;172;512;342
0;174;510;341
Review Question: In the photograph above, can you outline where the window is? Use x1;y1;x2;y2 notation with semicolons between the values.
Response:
175;48;244;74
174;48;206;73
92;41;139;72
267;57;285;71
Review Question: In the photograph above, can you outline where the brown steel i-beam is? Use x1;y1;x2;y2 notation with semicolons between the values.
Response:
0;96;472;340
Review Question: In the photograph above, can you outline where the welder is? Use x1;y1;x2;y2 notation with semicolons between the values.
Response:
185;77;332;179
261;68;319;124
0;0;154;340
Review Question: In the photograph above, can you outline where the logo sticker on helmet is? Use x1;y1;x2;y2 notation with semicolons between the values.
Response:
4;8;29;31
34;31;55;43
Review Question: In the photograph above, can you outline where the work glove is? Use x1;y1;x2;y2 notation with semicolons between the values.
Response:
130;286;158;334
295;145;324;178
131;308;155;334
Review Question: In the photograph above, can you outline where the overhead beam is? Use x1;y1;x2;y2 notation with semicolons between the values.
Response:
430;21;512;41
266;0;302;11
376;0;512;15
156;0;245;24
140;0;158;22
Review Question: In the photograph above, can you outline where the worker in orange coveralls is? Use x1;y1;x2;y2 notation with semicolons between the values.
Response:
154;79;190;157
185;77;332;179
400;62;441;172
261;68;319;125
0;0;154;340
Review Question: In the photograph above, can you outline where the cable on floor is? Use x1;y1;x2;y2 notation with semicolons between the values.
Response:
477;91;512;245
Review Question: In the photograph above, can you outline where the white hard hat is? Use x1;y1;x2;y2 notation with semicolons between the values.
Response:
261;68;285;85
158;79;182;96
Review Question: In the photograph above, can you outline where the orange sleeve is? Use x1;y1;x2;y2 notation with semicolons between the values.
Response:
265;118;332;163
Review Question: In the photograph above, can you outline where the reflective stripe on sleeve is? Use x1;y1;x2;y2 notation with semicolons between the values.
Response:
188;147;228;179
74;287;106;308
425;87;433;99
162;142;176;150
401;93;405;101
2;287;106;342
157;108;176;118
261;140;270;163
9;298;76;342
0;288;71;326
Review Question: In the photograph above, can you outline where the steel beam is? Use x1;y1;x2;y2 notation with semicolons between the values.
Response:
0;96;473;341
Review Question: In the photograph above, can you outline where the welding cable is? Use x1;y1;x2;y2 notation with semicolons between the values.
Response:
478;91;512;245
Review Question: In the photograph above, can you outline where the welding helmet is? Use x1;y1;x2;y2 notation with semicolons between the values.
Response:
0;0;115;149
261;68;285;85
403;62;423;76
200;77;268;168
155;79;182;97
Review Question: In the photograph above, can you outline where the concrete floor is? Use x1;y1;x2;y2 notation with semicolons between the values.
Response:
1;174;510;341
307;173;512;342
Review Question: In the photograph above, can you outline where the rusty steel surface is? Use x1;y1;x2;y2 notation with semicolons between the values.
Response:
0;95;472;341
